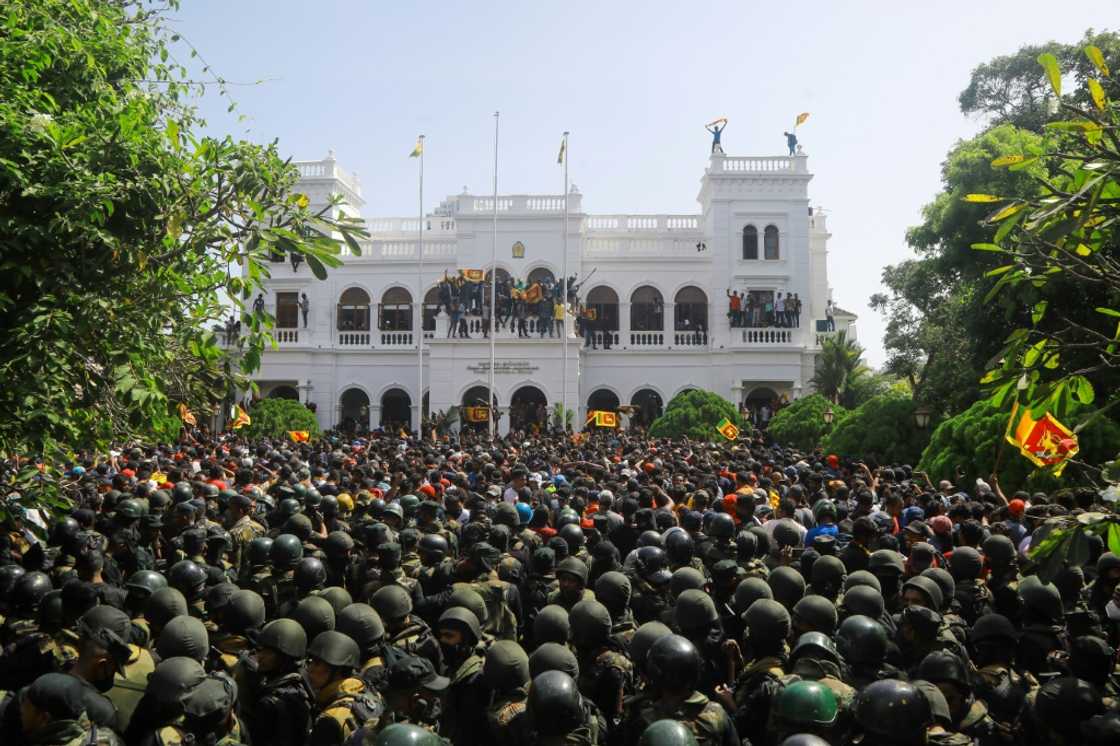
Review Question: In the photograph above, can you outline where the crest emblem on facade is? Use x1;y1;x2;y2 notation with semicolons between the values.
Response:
512;241;525;258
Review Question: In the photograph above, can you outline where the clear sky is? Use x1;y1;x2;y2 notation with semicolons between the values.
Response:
170;1;1115;367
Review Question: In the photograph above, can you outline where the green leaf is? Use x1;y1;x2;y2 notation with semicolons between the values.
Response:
1108;524;1120;556
1087;79;1107;111
989;203;1026;222
305;254;328;280
984;264;1014;278
1086;45;1110;77
964;193;1002;203
990;154;1026;167
1037;52;1061;97
1071;376;1095;405
970;243;1006;253
343;231;363;257
1095;307;1120;318
1031;301;1048;324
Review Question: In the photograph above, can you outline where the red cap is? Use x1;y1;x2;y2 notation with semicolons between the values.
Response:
827;454;839;468
1008;499;1025;517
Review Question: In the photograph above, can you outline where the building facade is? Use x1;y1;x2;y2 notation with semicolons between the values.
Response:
247;149;855;435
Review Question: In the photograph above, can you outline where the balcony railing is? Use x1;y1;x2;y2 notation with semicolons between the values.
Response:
710;155;807;174
338;332;371;346
380;331;414;347
739;328;794;345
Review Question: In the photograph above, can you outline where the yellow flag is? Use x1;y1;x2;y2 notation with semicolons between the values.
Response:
409;135;424;158
230;405;251;430
288;430;310;443
716;417;740;441
177;402;197;426
795;112;810;127
557;133;567;164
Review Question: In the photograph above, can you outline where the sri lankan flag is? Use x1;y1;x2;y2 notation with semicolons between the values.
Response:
409;135;424;158
460;269;485;282
464;406;490;423
557;132;568;164
230;405;251;430
524;283;543;304
178;403;197;426
586;410;618;428
1004;403;1079;475
795;112;810;127
288;431;310;443
716;417;740;441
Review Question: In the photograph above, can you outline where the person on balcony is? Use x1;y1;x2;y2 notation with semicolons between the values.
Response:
826;300;836;331
253;293;265;315
783;130;798;156
790;293;802;328
775;293;786;328
299;293;310;328
726;289;741;328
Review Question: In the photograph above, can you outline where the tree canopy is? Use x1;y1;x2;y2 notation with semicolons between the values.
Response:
823;392;932;467
765;394;844;452
648;390;745;441
809;332;868;407
242;398;320;441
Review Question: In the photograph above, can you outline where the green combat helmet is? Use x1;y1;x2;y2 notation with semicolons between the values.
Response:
772;680;838;729
374;723;444;745
258;618;308;660
640;719;700;746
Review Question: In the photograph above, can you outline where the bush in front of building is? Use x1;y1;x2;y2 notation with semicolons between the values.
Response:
647;389;746;441
823;391;930;467
243;398;321;441
918;399;1120;492
766;394;844;451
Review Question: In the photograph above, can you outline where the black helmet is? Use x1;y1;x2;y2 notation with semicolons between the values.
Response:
708;513;736;540
792;594;838;635
125;570;168;600
12;571;52;610
948;546;983;581
149;656;207;711
447;586;488;626
840;585;885;620
733;577;774;614
631;620;673;673
0;564;27;598
527;670;584;737
743;599;791;648
736;530;758;561
438;606;482;644
670;567;706;598
635;546;672;586
772;520;802;549
836;614;887;665
146;587;189;630
156;615;210;663
556;557;590;586
674;589;719;631
270;534;304;569
854;680;930;745
791;631;840;665
920;568;956;609
969;613;1019;646
373;723;444;746
50;517;82;546
336;603;385;653
844;570;881;594
558;524;586;552
246;536;274;567
172;481;194;502
321;495;339;518
982;534;1017;565
483;639;530;691
902;576;944;611
168;560;207;599
308;629;360;669
116;499;143;520
533;604;571;646
778;737;830;746
529;641;580;680
646;634;701;691
917;650;969;688
224;590;266;633
665;530;695;565
768;566;806;609
569;599;612;648
371;585;413;622
37;589;64;632
290;596;336;640
418;533;449;562
259;618;308;659
323;531;355;560
294;557;328;594
639;720;700;746
594;571;632;615
810;555;846;592
319;587;353;615
1019;575;1063;622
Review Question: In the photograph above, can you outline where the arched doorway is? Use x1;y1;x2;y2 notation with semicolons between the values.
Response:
268;385;299;400
339;388;370;434
527;267;556;288
587;389;620;413
674;286;708;345
586;286;620;331
630;286;664;332
630;389;663;429
461;385;497;431
510;385;548;433
744;387;780;428
422;287;441;335
337;287;371;331
379;287;413;331
380;388;411;432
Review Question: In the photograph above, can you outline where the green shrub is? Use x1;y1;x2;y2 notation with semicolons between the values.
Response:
767;394;845;451
243;398;320;441
917;399;1120;492
648;390;746;441
823;392;931;465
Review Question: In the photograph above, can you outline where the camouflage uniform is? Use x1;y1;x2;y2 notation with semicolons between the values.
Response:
386;618;442;672
228;515;266;572
576;645;633;726
632;691;739;746
309;676;384;746
733;656;786;746
107;643;156;733
974;663;1035;729
487;688;531;746
469;574;519;640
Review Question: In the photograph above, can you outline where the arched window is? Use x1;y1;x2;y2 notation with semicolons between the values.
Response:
630;286;664;331
379;287;413;331
673;286;708;331
380;388;411;430
422;286;441;332
586;286;620;331
337;287;371;331
742;225;758;260
527;267;556;287
764;225;780;260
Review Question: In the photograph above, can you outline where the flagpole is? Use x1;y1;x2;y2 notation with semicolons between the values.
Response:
415;135;425;439
560;131;569;435
488;112;500;441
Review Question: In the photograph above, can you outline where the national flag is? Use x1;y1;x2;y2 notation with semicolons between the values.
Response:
288;430;310;443
460;269;485;282
178;403;197;426
586;410;618;428
409;135;424;158
230;405;251;430
1004;403;1079;474
464;406;490;423
557;132;568;164
795;112;810;127
524;283;543;304
716;417;740;441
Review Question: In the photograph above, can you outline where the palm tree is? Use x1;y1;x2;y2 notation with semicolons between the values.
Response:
811;331;868;405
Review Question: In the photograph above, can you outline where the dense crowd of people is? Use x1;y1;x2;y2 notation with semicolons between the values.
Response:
1;429;1117;746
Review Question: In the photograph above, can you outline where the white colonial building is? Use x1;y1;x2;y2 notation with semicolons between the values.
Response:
245;148;855;435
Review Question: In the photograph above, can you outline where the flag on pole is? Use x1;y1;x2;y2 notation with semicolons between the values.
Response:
409;136;424;158
464;406;490;423
230;405;251;430
177;403;197;426
288;430;310;443
459;269;485;282
557;133;567;164
1004;403;1079;474
795;112;810;127
586;410;619;428
716;417;740;441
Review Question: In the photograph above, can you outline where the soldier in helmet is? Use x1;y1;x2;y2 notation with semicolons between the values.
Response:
521;547;559;640
238;536;275;610
627;634;738;746
629;547;672;625
268;534;304;615
673;589;728;696
484;640;533;746
7;672;125;746
123;655;206;744
527;670;604;745
371;585;442;671
594;571;637;652
853;679;931;746
983;535;1022;621
336;603;390;686
868;550;906;615
967;613;1034;729
435;607;489;745
735;530;769;580
417;500;458;559
306;630;385;745
1;570;53;645
550;557;595;612
1016;576;1069;677
364;542;421;603
698;514;737;569
727;599;788;745
124;570;168;646
243;619;315;746
373;722;448;745
769;680;841;745
569;599;633;728
784;632;856;720
380;655;448;734
167;560;208;621
837;614;898;689
917;650;1002;745
209;589;264;675
947;547;993;626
